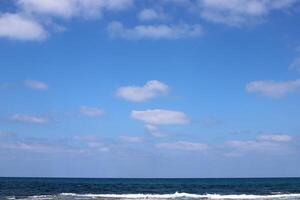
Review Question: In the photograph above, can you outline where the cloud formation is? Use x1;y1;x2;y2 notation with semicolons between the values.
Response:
116;80;169;102
0;13;47;41
24;79;49;90
131;109;190;125
10;114;49;124
0;131;17;137
290;57;300;73
80;106;104;117
17;0;133;19
0;0;298;42
145;124;167;137
198;0;297;26
258;134;292;142
120;136;144;143
156;141;209;151
138;9;169;21
0;0;133;41
226;134;294;156
107;21;203;40
246;79;300;98
75;135;110;152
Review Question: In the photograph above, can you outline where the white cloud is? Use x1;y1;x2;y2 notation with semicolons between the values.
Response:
10;114;49;124
131;109;190;125
0;131;16;137
227;140;279;152
107;21;203;40
0;140;87;154
75;135;110;152
156;141;209;151
80;106;104;117
116;80;169;102
290;57;300;73
145;124;167;137
201;116;222;127
226;134;293;155
246;79;300;98
0;13;47;41
0;142;53;152
120;136;144;143
138;9;168;21
198;0;297;26
258;134;292;142
24;79;49;90
17;0;133;19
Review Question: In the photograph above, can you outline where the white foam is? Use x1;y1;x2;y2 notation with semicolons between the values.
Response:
59;192;300;199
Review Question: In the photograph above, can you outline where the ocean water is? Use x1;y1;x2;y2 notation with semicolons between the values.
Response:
0;178;300;200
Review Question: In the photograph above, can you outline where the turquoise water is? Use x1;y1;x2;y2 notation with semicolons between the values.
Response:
1;178;300;199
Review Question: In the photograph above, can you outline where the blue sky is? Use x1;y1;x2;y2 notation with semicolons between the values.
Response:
0;0;300;178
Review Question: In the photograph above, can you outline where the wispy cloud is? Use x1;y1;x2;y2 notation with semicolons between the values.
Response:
131;109;190;137
80;106;104;117
131;109;190;125
145;124;167;137
201;116;223;127
0;131;17;138
120;135;144;143
75;135;110;152
0;0;133;42
0;140;87;154
10;114;49;124
116;80;169;102
138;9;169;21
24;79;49;90
226;134;294;156
290;57;300;73
246;79;300;98
156;141;209;151
0;13;47;41
258;134;292;142
198;0;297;26
17;0;133;19
107;21;203;40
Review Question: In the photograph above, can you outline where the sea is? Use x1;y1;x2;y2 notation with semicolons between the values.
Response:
0;178;300;200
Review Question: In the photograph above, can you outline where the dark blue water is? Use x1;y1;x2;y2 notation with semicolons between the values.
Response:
0;178;300;199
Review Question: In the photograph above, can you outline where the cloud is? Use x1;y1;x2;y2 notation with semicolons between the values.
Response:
0;0;133;41
201;116;223;127
138;9;169;21
227;140;280;152
116;80;169;102
0;13;47;41
226;134;294;155
80;106;104;117
198;0;297;26
17;0;133;19
145;124;167;137
107;21;203;40
0;131;17;138
10;114;49;124
24;79;49;90
75;135;110;152
0;140;87;154
131;109;190;125
120;136;144;143
156;141;209;151
246;79;300;98
290;57;300;73
258;134;292;142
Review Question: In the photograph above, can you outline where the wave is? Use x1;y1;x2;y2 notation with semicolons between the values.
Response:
59;192;300;199
7;193;300;200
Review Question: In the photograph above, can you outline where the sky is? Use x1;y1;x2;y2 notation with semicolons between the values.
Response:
0;0;300;178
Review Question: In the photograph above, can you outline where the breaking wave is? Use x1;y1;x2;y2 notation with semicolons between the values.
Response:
8;192;300;200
